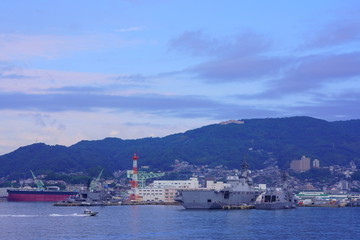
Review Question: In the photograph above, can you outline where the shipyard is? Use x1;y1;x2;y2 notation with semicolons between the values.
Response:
2;153;360;210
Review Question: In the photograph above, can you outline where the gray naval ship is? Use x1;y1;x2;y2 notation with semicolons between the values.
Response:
175;162;262;209
255;172;297;210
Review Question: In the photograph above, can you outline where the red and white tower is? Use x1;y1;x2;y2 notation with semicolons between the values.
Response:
129;153;139;201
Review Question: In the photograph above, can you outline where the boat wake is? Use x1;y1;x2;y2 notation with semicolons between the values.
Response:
0;214;39;217
0;213;90;218
49;213;89;217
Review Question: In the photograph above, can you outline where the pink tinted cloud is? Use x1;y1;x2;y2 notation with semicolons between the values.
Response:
0;34;95;60
290;52;360;80
303;20;360;49
256;52;360;97
0;33;134;61
114;26;143;32
169;30;218;56
234;51;360;100
170;30;270;57
171;30;278;82
191;56;289;82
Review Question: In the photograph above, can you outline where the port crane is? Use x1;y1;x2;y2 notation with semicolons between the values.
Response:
127;170;165;188
126;154;165;201
30;170;45;190
89;169;104;192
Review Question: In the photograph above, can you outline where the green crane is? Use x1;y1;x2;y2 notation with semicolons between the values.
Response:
127;170;165;188
30;170;45;190
89;169;104;192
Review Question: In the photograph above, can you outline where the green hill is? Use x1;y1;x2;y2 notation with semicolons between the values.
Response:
1;116;360;178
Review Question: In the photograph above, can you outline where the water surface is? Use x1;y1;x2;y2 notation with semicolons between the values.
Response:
0;202;359;240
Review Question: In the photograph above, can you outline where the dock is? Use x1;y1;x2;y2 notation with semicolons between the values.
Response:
54;201;181;207
222;205;255;210
54;202;122;207
121;201;181;206
298;203;346;208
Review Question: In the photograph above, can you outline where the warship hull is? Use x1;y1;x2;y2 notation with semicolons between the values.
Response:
7;190;77;202
178;189;261;209
255;202;296;210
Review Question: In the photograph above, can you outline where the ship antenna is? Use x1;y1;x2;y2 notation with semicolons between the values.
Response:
281;171;288;190
241;159;249;171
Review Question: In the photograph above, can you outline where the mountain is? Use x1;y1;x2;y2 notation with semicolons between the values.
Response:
1;116;360;178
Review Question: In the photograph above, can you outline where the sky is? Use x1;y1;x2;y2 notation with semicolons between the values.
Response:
1;0;360;155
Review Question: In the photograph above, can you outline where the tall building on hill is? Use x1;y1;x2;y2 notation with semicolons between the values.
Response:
290;156;311;172
313;159;320;168
350;160;357;170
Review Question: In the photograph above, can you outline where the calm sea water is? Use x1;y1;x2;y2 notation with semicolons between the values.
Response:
0;202;359;240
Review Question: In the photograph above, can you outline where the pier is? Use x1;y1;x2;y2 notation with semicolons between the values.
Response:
53;202;122;206
222;205;255;210
298;203;346;208
53;201;181;207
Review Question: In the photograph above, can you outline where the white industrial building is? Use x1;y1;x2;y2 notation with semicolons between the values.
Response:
152;177;199;189
138;178;200;203
138;178;245;203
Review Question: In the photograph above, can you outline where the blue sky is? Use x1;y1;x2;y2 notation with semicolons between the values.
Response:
1;0;360;154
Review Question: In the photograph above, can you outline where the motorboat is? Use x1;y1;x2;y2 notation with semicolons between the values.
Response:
83;209;98;216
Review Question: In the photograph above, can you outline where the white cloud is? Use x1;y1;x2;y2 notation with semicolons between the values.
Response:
114;27;143;32
0;109;213;154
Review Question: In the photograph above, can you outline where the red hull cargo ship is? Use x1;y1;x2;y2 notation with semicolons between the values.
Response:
7;189;77;202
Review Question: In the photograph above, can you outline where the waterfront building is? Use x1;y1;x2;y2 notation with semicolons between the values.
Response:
138;178;200;203
137;188;179;203
290;156;311;172
138;188;165;202
152;177;199;189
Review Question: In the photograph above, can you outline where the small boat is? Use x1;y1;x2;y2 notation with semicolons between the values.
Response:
83;209;98;216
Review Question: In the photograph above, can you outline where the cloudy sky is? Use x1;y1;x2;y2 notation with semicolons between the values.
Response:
1;0;360;154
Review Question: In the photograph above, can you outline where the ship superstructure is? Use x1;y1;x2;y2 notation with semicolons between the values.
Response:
255;172;297;210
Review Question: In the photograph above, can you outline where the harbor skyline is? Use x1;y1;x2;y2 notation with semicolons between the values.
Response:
1;0;360;154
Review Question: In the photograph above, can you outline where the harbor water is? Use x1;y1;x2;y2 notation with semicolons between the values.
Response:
1;202;360;240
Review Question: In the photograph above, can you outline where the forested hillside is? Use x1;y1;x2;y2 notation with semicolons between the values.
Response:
1;116;360;178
